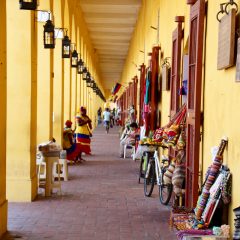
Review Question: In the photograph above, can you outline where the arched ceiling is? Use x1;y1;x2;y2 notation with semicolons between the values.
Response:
78;0;142;96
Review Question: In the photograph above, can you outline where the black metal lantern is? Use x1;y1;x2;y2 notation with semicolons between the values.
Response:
87;81;91;88
92;82;97;90
71;50;78;68
87;79;93;88
86;72;91;82
91;80;95;89
19;0;37;10
77;58;84;74
43;17;55;49
82;67;88;80
62;34;71;58
83;69;89;80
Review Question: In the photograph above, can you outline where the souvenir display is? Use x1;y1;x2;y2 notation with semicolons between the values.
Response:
233;206;240;239
172;150;186;196
195;138;228;222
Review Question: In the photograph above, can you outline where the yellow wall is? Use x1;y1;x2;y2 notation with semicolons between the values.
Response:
121;0;189;126
203;0;240;231
0;0;7;237
121;0;240;236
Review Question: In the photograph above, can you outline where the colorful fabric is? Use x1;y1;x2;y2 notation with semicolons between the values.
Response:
112;83;122;95
75;115;91;154
144;70;151;105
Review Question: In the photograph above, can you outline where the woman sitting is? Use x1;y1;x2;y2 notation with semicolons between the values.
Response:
119;122;139;158
63;120;82;162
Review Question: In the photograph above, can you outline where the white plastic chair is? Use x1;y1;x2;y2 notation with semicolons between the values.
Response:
123;144;136;160
53;158;68;181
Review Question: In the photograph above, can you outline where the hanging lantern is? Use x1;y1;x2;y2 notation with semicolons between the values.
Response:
90;79;95;88
86;72;91;82
86;76;92;87
19;0;37;10
87;81;91;88
77;58;84;74
43;16;55;49
83;69;88;80
71;50;78;68
62;33;71;58
92;82;97;90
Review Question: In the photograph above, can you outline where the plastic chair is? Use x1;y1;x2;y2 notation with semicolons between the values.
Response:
123;144;136;160
53;158;68;181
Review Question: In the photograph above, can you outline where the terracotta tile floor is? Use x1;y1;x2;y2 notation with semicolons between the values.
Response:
3;126;177;240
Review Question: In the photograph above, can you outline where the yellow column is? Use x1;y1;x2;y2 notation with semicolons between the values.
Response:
6;3;37;201
37;0;52;143
63;0;71;122
71;16;77;121
0;0;7;236
76;28;81;111
53;1;63;143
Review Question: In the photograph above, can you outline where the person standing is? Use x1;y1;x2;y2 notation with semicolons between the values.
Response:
103;108;111;133
97;107;102;125
75;107;92;161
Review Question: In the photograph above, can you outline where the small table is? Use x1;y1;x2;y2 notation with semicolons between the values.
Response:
39;151;61;197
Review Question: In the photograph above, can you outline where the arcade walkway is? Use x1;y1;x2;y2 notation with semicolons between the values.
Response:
4;126;176;240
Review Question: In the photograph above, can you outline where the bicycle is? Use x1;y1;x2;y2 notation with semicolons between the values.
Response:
144;146;173;205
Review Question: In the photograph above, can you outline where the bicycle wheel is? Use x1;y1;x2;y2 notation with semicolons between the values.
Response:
159;166;173;205
144;159;155;197
138;156;144;183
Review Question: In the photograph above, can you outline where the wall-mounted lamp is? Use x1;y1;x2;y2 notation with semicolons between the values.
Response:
77;57;84;74
71;44;78;68
84;71;90;81
43;12;55;49
19;0;37;10
62;30;71;58
82;67;88;80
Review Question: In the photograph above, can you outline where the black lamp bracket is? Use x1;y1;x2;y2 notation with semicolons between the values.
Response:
54;28;68;39
216;0;238;22
161;57;171;68
35;10;53;21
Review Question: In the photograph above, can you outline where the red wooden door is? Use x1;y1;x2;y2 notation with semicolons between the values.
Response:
185;0;205;208
139;64;146;125
169;16;184;160
133;76;138;119
170;17;184;118
150;46;160;131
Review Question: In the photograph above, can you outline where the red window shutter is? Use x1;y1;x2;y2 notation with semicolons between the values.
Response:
169;17;184;160
150;46;160;131
185;0;205;208
139;64;146;126
170;16;184;119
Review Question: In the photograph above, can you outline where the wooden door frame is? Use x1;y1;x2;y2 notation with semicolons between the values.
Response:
185;0;205;208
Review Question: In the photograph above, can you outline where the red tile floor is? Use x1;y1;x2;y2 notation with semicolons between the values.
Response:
3;126;177;240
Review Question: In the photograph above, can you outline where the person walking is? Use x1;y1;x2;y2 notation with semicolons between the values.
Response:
103;108;111;133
